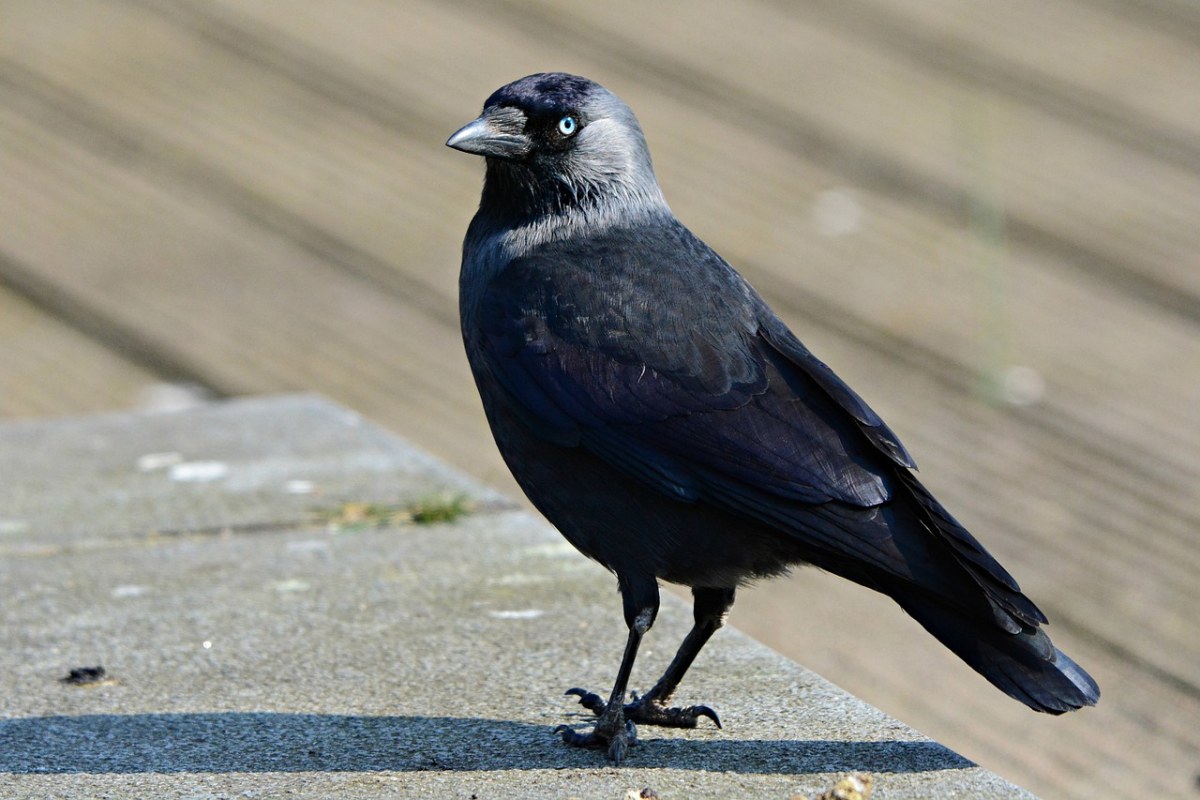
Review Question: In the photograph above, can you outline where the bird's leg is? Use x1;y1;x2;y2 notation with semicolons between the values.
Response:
569;586;733;731
556;577;659;764
628;586;733;726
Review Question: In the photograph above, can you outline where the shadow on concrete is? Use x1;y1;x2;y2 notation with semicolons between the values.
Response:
0;713;972;774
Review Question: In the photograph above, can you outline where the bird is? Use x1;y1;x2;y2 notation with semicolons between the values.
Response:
447;72;1099;764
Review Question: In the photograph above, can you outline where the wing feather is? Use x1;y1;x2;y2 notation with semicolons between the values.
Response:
470;219;1041;624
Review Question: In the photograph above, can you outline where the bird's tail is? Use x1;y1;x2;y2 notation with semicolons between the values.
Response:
893;591;1100;713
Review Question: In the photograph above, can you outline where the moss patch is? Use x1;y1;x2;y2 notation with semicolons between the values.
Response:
316;495;472;531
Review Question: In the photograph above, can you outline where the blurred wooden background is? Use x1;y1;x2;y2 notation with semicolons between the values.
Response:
2;2;1198;797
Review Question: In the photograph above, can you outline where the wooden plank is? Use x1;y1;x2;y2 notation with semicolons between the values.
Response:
0;3;462;319
0;283;165;420
807;0;1200;157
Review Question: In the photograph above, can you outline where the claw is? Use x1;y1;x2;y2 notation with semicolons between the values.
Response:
690;704;722;729
554;723;600;748
565;687;608;715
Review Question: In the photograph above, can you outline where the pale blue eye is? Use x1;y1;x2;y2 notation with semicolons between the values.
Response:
557;116;577;136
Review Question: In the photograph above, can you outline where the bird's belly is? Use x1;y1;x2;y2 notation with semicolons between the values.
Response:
484;400;804;588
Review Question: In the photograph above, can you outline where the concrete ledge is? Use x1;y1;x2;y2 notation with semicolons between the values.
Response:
0;395;1035;798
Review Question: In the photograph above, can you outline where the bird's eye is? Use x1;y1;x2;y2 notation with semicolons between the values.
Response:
557;116;577;136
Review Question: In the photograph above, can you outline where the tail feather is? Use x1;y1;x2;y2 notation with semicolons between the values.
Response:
896;592;1100;713
895;471;1049;629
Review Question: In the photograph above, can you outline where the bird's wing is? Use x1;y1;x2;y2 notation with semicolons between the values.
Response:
473;222;1044;614
475;221;912;511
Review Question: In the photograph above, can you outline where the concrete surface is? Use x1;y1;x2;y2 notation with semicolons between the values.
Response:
0;394;1034;798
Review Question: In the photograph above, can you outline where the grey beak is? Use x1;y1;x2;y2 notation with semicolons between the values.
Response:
446;111;531;160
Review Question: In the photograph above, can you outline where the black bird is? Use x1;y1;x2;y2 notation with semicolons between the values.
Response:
447;72;1099;763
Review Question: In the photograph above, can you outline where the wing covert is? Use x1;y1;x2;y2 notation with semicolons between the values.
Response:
472;222;905;508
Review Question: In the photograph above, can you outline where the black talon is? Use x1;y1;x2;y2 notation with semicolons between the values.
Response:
555;724;602;748
565;687;608;715
692;704;722;729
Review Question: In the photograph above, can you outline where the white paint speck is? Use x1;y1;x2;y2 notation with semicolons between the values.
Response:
522;542;579;558
202;640;212;650
0;519;29;535
135;382;211;413
491;573;550;586
488;609;545;620
287;540;330;555
137;452;184;472
111;585;148;598
284;479;316;495
169;461;229;482
273;579;310;593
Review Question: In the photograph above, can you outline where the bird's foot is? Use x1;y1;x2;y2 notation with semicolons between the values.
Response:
565;687;722;730
554;715;638;764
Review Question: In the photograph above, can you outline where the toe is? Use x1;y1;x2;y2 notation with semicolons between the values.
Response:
555;724;606;750
565;687;608;715
625;699;722;729
555;717;638;765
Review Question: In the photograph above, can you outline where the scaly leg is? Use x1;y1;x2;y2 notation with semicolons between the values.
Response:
555;575;659;764
567;586;733;734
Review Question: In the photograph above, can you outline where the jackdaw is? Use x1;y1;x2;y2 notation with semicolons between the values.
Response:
448;72;1098;763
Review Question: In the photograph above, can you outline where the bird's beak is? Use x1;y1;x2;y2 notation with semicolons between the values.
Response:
446;108;531;160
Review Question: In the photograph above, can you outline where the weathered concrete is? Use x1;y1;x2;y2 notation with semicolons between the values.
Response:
0;395;1034;798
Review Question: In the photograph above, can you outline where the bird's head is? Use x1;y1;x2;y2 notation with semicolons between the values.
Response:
447;73;666;221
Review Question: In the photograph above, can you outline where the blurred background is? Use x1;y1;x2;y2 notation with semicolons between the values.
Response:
2;1;1198;797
